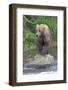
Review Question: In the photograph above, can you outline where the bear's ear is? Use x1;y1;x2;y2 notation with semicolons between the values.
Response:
36;24;39;31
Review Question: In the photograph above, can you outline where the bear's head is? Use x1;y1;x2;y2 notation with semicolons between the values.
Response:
35;24;50;37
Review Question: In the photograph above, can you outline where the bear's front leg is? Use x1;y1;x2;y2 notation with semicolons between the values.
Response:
37;42;43;51
41;42;49;55
42;46;49;55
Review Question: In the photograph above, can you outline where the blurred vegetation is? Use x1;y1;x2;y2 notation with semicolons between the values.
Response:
23;15;57;60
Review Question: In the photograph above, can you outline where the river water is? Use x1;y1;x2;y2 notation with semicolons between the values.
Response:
23;59;57;75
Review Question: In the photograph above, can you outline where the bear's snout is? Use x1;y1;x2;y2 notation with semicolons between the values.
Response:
36;32;41;37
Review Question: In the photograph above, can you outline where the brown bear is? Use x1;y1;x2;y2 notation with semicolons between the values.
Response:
36;24;51;55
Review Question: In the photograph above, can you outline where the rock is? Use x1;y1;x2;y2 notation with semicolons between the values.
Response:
27;54;54;65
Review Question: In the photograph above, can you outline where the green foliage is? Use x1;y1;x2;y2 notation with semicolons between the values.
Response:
23;15;57;60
